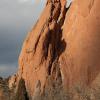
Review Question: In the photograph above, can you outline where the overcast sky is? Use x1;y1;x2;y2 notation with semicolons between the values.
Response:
0;0;72;77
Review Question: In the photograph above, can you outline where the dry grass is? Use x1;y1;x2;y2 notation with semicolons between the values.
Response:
32;84;100;100
1;77;100;100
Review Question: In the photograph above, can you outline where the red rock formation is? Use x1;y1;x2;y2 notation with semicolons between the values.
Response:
60;0;100;87
17;0;100;99
18;0;66;98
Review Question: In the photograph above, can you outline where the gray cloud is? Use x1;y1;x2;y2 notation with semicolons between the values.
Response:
0;64;18;77
0;0;46;77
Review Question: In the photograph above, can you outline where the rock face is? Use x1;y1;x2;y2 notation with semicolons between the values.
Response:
60;0;100;87
19;0;67;98
17;0;100;99
0;0;99;99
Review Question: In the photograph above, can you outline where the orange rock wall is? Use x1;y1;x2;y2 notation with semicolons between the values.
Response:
18;0;100;98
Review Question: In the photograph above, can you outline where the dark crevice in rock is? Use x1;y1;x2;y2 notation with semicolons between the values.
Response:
14;78;29;100
88;0;94;14
33;21;49;55
26;20;48;54
46;2;71;76
43;30;51;60
18;0;71;99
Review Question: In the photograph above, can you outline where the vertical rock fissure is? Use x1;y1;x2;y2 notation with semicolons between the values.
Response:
18;0;71;99
46;0;68;76
14;78;29;100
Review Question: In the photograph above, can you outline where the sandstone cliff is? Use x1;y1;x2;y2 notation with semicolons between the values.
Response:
19;0;67;98
18;0;100;97
0;0;100;100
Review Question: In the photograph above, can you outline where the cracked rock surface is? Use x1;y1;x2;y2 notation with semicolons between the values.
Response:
0;0;100;99
18;0;100;99
19;0;67;98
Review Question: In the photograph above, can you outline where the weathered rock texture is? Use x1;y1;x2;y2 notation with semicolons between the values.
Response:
0;0;100;99
17;0;100;99
19;0;67;98
60;0;100;87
